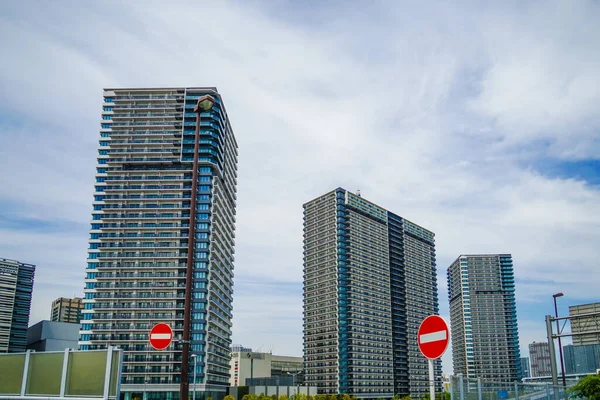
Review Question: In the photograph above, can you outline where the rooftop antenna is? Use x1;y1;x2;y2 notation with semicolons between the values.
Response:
357;189;361;197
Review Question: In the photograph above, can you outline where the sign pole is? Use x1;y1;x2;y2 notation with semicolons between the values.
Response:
417;315;449;400
429;358;435;400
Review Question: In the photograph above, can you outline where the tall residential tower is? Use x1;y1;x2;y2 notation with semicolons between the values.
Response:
448;254;521;382
303;188;440;398
0;257;35;353
80;88;238;400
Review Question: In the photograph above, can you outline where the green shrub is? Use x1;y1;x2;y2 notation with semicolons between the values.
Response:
568;375;600;399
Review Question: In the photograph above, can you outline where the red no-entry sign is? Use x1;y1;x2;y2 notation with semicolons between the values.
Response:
149;323;173;350
417;315;450;359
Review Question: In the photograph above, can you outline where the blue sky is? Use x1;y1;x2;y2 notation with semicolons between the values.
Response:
1;1;599;373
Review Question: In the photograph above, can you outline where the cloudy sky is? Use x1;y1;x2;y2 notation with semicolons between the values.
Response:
1;1;599;373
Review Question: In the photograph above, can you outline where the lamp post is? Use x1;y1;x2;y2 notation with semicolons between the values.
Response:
144;379;149;400
287;371;301;399
192;354;198;400
180;94;216;400
553;293;566;387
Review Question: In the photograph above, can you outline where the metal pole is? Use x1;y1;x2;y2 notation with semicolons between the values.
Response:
553;298;567;388
514;381;519;400
429;359;435;400
459;375;465;400
193;355;198;400
449;376;454;400
477;378;482;400
180;100;203;400
546;315;559;386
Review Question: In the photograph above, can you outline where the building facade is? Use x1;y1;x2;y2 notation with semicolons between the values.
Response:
520;357;531;379
229;350;303;387
27;320;80;352
303;188;440;398
79;87;238;400
529;342;552;377
0;258;35;353
448;254;521;382
51;297;83;323
569;302;600;346
564;344;600;375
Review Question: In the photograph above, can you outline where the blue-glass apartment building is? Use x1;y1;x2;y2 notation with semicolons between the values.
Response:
0;257;35;353
79;88;238;400
448;254;521;382
303;188;441;398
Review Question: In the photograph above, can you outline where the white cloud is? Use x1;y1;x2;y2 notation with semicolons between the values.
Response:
0;0;599;376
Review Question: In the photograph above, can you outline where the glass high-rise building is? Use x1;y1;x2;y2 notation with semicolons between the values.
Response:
79;87;238;400
0;257;35;353
303;188;440;398
447;254;521;382
520;357;530;379
563;344;600;375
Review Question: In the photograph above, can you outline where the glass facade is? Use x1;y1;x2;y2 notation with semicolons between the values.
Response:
520;357;530;378
448;254;521;382
0;257;35;353
80;87;238;399
563;344;600;374
303;189;439;398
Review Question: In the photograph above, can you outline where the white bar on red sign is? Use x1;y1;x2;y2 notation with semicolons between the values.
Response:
150;333;172;339
420;330;447;344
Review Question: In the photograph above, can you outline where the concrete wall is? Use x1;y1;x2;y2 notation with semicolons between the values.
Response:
230;352;272;386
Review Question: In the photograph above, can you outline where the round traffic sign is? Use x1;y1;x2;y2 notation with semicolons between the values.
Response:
417;315;450;359
149;323;173;350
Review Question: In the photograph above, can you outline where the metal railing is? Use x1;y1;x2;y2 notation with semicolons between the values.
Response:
449;376;577;400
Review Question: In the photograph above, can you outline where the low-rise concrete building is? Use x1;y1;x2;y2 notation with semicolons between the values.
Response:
229;349;303;387
26;320;80;352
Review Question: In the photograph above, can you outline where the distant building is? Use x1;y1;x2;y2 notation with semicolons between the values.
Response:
231;344;253;353
51;297;83;323
569;302;600;346
229;350;303;387
0;257;35;353
448;254;521;382
564;344;600;375
26;320;80;352
530;342;552;377
520;357;531;379
441;374;451;392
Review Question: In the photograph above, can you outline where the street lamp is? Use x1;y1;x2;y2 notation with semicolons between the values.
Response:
191;354;198;400
287;371;301;399
180;94;216;400
553;292;566;387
